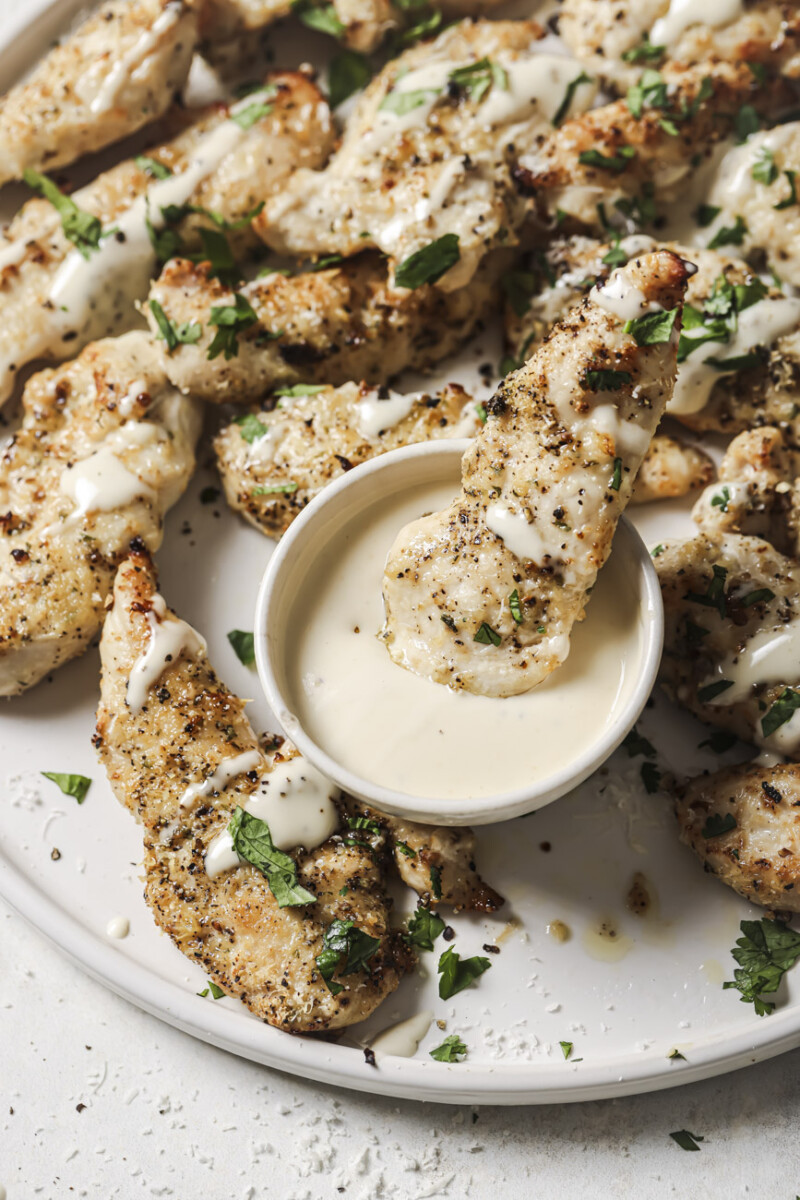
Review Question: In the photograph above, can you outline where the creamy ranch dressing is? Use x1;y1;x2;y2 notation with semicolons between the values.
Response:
179;749;263;810
356;389;425;439
127;594;206;713
369;1011;434;1058
283;479;643;801
701;617;800;705
651;0;743;47
59;438;156;521
106;915;130;939
75;2;182;114
591;274;661;323
204;756;340;878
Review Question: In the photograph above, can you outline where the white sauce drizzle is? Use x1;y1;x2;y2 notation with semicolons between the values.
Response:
369;1011;434;1058
591;271;661;323
117;378;149;418
669;297;800;415
702;618;800;706
708;123;800;208
179;749;263;811
651;0;743;47
75;3;182;115
204;756;340;878
106;915;130;939
479;55;595;128
485;503;553;564
0;237;28;272
59;439;156;522
356;390;424;439
127;594;206;714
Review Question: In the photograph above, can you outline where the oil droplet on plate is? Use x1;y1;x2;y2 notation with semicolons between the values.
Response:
582;915;634;963
547;919;572;943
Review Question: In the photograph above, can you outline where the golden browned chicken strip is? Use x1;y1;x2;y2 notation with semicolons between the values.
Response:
656;532;800;757
514;61;787;232
0;333;201;697
147;251;505;403
95;551;411;1032
633;434;714;503
558;0;800;94
0;0;198;185
0;73;333;406
214;381;481;538
381;249;688;698
256;19;596;289
377;812;504;912
503;236;800;435
676;761;800;912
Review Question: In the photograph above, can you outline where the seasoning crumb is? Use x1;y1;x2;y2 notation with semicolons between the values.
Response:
76;1102;86;1113
547;919;571;943
363;1047;376;1068
442;925;455;941
626;871;652;917
482;943;500;954
353;626;360;634
50;847;61;861
539;841;552;853
436;1018;447;1030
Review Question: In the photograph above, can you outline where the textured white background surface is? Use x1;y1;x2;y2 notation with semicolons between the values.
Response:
3;894;800;1199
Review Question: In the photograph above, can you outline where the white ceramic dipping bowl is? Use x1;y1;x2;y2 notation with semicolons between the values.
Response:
254;439;664;826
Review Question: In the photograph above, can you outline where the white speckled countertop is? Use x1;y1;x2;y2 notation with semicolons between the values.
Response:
4;896;800;1198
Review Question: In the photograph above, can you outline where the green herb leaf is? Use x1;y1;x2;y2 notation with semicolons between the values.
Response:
670;1130;703;1152
393;7;442;48
702;812;737;838
559;1040;573;1060
148;299;201;352
292;0;345;36
315;918;381;995
440;613;458;632
474;622;501;646
500;269;537;318
622;38;665;64
379;87;439;115
146;213;184;264
686;563;728;618
430;864;442;900
706;350;763;373
740;588;775;607
626;68;668;119
509;589;523;625
234;412;269;444
651;544;665;557
328;49;371;108
761;688;800;738
610;456;623;491
723;918;800;1015
135;155;172;179
227;629;255;667
437;946;492;1000
23;169;104;258
228;806;316;907
578;145;636;173
200;485;220;504
41;772;91;804
273;383;328;397
230;99;274;130
406;905;445;950
697;679;733;703
622;727;656;758
552;70;593;127
710;485;731;511
430;1034;467;1062
623;308;678;345
707;214;748;251
735;104;760;143
395;839;416;858
774;170;798;210
668;1048;686;1061
698;730;737;753
475;402;487;424
197;979;226;999
448;57;508;104
394;233;460;289
641;762;662;793
584;369;633;391
695;203;721;227
252;482;299;495
207;293;258;360
752;146;777;186
192;226;239;285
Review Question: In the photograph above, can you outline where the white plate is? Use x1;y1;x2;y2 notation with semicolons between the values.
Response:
1;0;799;1106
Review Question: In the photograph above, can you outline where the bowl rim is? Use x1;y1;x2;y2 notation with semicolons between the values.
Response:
254;439;664;826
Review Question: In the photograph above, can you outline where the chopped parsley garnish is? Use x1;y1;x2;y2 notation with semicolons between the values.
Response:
23;169;103;258
429;864;442;900
200;485;220;504
723;918;800;1016
501;269;537;318
509;589;523;625
252;482;299;495
207;293;258;360
437;946;492;1000
228;807;316;907
231;98;275;130
310;254;344;272
775;170;798;210
734;104;760;143
668;1048;687;1061
651;544;665;557
706;350;763;373
623;308;678;345
192;226;239;285
273;383;328;397
395;839;416;858
559;1040;574;1060
710;485;731;512
135;155;172;179
552;71;592;127
695;203;721;227
626;68;668;119
227;629;255;667
197;980;226;999
740;588;775;607
670;1130;704;1152
475;402;487;424
292;0;345;36
761;688;800;738
441;613;458;632
622;37;665;64
406;905;445;951
328;49;371;108
578;145;636;173
752;146;778;186
622;727;656;758
707;214;748;251
234;412;269;443
686;563;728;618
699;730;737;754
610;456;623;491
641;762;662;794
448;57;508;103
430;1034;468;1062
41;772;91;804
474;622;501;646
702;812;737;838
394;6;442;47
149;299;202;352
380;87;438;115
584;369;632;391
315;919;381;996
394;233;460;290
697;679;733;703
